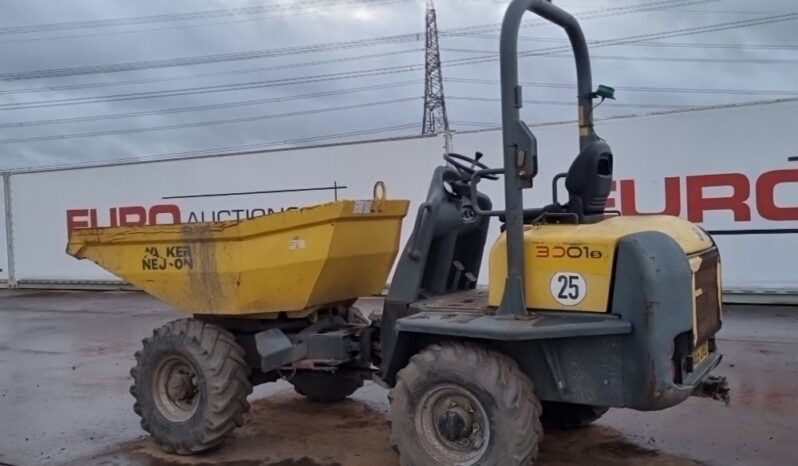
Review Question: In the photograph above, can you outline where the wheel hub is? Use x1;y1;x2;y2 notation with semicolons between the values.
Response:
416;385;489;465
166;370;194;401
437;405;473;443
152;355;200;422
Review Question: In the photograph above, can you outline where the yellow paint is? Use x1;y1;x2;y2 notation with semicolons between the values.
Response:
488;215;715;312
68;199;409;317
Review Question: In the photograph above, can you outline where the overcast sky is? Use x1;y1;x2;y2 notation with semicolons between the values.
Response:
0;0;795;170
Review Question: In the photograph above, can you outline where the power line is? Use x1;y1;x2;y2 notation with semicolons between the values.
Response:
516;34;798;50
1;2;791;114
0;35;421;82
0;97;420;144
460;33;798;50
0;0;396;35
448;95;692;109
10;73;777;132
450;120;500;128
265;122;420;147
439;0;722;37
0;0;408;46
0;48;422;96
13;122;423;171
0;64;425;110
12;72;786;132
446;77;798;96
442;48;798;64
463;0;786;16
440;12;798;68
577;53;798;65
0;0;714;82
1;2;783;104
0;81;419;129
6;9;792;111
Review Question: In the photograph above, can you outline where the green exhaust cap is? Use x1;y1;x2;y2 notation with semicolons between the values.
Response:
592;84;615;100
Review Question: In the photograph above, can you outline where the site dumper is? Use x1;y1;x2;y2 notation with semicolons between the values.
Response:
68;1;728;464
68;195;409;453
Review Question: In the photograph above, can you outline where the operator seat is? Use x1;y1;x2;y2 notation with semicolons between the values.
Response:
562;139;613;223
504;139;613;227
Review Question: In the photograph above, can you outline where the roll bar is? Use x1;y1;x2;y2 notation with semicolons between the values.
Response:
497;0;598;315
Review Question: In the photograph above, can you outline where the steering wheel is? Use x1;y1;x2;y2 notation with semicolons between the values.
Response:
443;152;499;180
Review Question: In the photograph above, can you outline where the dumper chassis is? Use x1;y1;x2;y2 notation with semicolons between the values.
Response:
69;1;728;464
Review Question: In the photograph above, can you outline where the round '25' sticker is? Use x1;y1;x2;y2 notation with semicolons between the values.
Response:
550;272;587;306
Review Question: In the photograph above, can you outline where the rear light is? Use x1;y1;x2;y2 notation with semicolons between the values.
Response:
693;249;722;345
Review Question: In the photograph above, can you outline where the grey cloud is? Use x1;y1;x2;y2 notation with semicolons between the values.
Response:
0;0;796;169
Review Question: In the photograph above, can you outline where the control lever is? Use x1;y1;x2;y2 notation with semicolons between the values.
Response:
470;152;484;173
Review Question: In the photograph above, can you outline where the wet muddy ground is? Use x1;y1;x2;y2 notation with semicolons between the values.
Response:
0;290;796;466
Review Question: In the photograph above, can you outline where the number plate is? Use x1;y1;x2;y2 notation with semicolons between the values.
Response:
693;341;710;368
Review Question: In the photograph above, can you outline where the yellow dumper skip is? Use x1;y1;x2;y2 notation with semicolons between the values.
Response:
67;198;409;317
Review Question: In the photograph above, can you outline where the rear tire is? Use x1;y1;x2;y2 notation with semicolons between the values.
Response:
289;371;364;403
541;401;608;429
130;318;252;454
388;342;543;466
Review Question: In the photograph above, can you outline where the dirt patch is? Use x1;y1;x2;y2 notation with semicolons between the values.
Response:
98;390;389;466
540;427;699;465
82;390;701;466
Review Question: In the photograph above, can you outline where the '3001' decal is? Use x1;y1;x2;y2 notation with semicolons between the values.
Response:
536;245;603;259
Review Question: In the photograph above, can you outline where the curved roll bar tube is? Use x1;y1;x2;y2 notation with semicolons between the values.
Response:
497;0;599;315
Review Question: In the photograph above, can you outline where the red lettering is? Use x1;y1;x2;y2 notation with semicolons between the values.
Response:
118;206;146;227
756;169;798;221
619;177;681;216
66;209;91;234
606;180;617;209
148;204;181;225
110;207;118;228
686;173;751;223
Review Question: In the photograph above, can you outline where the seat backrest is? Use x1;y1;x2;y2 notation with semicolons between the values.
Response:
564;140;613;222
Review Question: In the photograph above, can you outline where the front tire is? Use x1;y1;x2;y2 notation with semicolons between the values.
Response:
388;342;543;466
130;318;252;454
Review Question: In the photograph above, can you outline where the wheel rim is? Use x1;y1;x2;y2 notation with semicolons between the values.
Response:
415;384;490;465
152;355;200;422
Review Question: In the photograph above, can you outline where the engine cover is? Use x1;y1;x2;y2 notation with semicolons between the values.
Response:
488;215;715;312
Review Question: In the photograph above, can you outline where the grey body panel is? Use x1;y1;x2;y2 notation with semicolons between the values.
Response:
253;317;366;373
382;231;720;411
254;328;297;372
398;309;631;340
381;165;492;375
611;231;720;410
